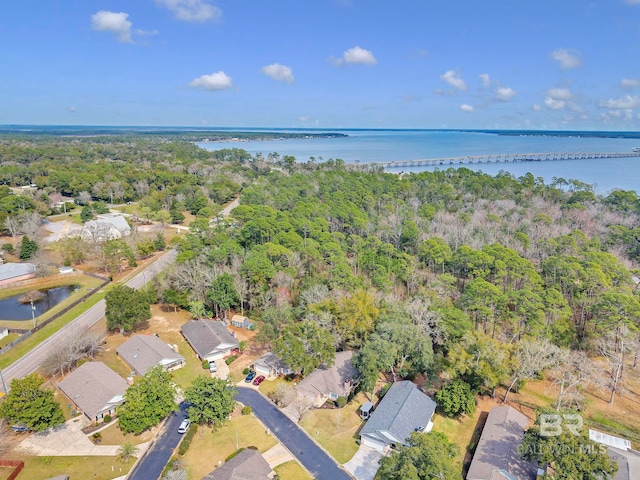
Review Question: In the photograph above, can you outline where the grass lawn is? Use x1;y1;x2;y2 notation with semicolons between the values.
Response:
0;333;19;348
13;454;134;480
299;393;367;464
258;376;292;399
97;420;154;445
274;460;313;480
181;412;277;480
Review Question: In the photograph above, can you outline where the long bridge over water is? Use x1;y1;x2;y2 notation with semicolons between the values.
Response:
374;151;639;169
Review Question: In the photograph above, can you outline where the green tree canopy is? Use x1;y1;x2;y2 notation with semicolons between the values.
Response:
105;285;151;334
377;431;459;480
273;320;335;376
118;366;177;435
19;235;38;260
0;374;65;432
184;376;237;427
434;380;476;417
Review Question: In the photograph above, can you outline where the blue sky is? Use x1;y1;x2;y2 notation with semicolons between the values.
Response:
2;0;640;129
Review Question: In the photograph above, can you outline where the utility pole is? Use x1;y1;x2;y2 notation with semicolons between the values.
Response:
30;300;36;329
0;369;7;396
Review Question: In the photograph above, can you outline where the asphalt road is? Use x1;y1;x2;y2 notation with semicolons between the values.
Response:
236;387;353;480
128;406;188;480
2;249;177;388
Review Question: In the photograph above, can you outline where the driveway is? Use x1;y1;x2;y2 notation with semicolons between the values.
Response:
128;405;188;480
236;387;352;480
343;444;384;480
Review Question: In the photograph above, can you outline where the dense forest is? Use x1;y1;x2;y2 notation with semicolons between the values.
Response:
3;134;640;412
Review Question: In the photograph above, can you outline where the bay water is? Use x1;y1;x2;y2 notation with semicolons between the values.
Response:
198;130;640;195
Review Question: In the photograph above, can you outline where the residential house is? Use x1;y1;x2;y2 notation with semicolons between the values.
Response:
81;213;131;243
252;351;293;379
181;319;239;362
589;429;640;480
57;362;128;423
466;406;538;480
201;448;274;480
359;380;437;453
117;334;185;376
0;262;36;287
230;314;251;329
296;351;358;407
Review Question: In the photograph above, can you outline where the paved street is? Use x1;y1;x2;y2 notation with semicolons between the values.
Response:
236;387;353;480
2;249;177;388
128;405;188;480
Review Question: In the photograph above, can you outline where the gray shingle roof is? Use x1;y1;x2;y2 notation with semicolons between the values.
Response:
202;448;273;480
466;406;537;480
360;380;436;446
0;262;36;282
57;362;128;419
117;334;185;376
181;319;238;359
297;351;357;398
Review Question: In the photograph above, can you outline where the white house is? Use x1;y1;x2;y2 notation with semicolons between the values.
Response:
181;319;239;362
81;214;131;243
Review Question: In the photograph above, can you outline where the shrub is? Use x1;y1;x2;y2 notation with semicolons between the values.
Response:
378;383;392;399
225;447;246;462
435;380;476;418
336;396;347;408
242;367;250;375
1;243;14;254
225;354;238;365
92;432;102;444
178;423;198;456
103;415;112;424
202;360;210;370
241;405;252;415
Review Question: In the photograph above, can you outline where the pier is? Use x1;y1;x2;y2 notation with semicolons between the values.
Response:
373;151;639;169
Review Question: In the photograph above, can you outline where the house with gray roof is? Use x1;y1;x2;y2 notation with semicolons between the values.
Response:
117;334;185;376
252;351;293;379
181;319;239;362
0;262;36;286
295;351;358;407
81;213;131;243
359;380;437;453
202;448;274;480
57;362;128;423
466;406;538;480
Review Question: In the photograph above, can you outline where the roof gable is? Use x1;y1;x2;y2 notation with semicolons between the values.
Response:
360;381;436;446
57;362;128;419
117;334;184;376
297;351;357;397
0;262;36;282
202;448;273;480
181;319;238;358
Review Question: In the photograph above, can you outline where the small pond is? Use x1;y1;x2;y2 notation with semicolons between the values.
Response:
0;285;79;321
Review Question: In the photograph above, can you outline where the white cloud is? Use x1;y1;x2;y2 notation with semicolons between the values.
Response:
479;73;491;88
495;86;516;101
544;97;565;110
189;71;232;91
261;64;294;84
460;104;474;113
620;78;640;89
625;0;640;4
91;11;133;43
155;0;221;22
440;70;467;91
532;104;542;111
135;29;159;36
332;46;377;66
546;87;573;100
599;95;640;109
550;48;582;69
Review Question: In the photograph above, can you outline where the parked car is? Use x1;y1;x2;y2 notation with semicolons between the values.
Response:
178;419;191;434
244;371;256;383
209;363;217;373
11;425;29;433
252;375;265;386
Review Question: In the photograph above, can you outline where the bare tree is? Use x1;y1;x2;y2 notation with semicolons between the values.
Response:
76;191;92;205
598;324;633;405
289;395;313;422
20;212;42;238
549;349;600;410
504;338;561;403
134;180;150;198
271;383;294;407
3;215;20;238
406;296;447;346
43;332;105;378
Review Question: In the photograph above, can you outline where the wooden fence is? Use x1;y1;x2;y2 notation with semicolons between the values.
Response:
0;459;25;480
0;271;83;290
0;272;109;355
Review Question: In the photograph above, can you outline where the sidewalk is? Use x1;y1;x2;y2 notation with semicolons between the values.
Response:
15;417;150;457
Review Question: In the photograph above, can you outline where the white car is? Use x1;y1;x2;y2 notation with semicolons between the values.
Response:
178;419;191;434
209;363;218;373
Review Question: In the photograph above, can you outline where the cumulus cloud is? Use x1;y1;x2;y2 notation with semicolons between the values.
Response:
550;48;582;69
479;73;491;88
460;104;474;113
440;70;467;91
136;29;159;36
532;104;542;111
544;97;565;110
91;11;133;43
261;63;294;84
155;0;221;22
495;86;516;101
599;95;640;109
189;71;232;91
332;46;377;66
546;87;573;100
620;78;640;89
